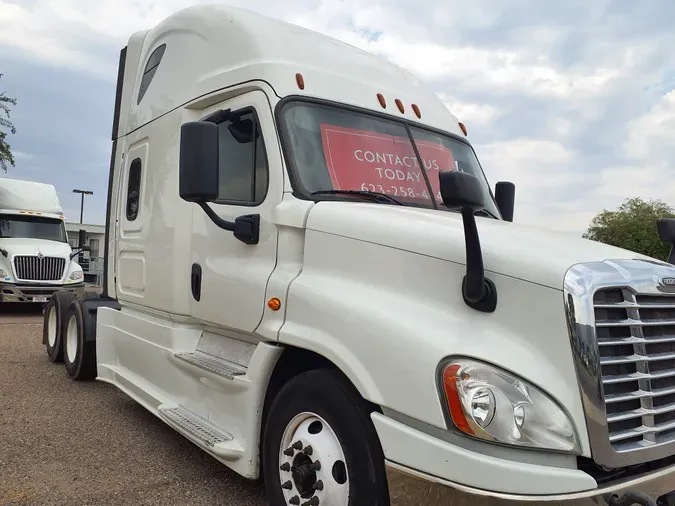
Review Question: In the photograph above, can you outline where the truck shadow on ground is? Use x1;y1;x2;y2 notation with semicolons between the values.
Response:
0;302;45;315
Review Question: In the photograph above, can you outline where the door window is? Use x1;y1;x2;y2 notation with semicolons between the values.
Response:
215;110;269;206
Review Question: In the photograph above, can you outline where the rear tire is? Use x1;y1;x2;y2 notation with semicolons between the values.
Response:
262;368;389;506
43;291;76;363
63;299;97;380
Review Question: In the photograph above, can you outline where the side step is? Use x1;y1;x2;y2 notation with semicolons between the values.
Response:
175;351;247;380
158;404;243;461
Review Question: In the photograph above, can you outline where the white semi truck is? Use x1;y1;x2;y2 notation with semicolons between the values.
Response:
0;177;86;304
43;5;675;506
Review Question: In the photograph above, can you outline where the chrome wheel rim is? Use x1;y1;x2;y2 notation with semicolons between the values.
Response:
65;315;78;364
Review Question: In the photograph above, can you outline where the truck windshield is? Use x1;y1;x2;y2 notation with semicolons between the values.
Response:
0;214;67;242
277;100;501;218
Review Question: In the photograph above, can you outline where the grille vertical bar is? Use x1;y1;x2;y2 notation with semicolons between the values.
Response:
13;256;66;281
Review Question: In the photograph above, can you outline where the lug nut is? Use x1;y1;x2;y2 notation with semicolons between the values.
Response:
303;497;320;506
312;480;324;491
292;441;304;450
280;463;291;472
282;480;293;490
303;445;313;456
289;496;300;505
310;461;321;471
284;448;295;457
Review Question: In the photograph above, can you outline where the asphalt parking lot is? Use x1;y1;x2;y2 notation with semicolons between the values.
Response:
0;303;266;506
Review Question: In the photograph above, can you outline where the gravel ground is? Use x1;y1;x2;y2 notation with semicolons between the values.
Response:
0;303;267;506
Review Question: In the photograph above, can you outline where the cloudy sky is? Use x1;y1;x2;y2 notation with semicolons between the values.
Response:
0;0;673;233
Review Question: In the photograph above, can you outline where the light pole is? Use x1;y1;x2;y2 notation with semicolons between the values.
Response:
72;189;93;224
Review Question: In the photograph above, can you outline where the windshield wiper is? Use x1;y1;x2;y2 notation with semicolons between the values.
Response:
310;190;404;206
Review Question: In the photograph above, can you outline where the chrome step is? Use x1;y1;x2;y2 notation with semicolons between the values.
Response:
158;405;233;447
175;351;247;380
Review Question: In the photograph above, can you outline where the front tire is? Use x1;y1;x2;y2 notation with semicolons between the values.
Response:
262;368;389;506
63;299;97;380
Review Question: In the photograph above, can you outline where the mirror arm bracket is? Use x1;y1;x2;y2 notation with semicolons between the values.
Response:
199;202;235;232
198;202;260;245
460;207;497;313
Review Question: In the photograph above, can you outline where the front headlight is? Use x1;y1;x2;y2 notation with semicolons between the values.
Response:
0;268;7;278
440;359;579;453
69;270;83;281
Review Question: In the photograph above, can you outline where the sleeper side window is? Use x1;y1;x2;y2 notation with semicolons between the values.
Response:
137;44;166;104
126;158;142;221
215;109;269;205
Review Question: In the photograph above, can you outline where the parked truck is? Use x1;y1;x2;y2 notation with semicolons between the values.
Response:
0;177;86;305
43;5;675;506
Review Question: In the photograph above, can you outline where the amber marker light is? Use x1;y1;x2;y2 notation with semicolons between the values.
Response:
377;93;387;108
459;122;468;136
411;104;421;118
268;297;282;311
442;364;474;436
296;73;305;90
395;98;404;113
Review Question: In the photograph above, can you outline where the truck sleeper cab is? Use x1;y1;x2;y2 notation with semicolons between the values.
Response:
43;5;675;506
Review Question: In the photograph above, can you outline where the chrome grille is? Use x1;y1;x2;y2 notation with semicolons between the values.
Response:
595;287;675;451
565;259;675;467
13;255;66;281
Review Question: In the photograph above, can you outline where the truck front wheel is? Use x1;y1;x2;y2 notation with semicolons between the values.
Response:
262;368;389;506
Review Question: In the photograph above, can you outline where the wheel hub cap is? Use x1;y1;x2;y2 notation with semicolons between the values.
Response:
278;413;349;506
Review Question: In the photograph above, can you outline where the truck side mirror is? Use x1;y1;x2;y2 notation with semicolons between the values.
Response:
178;118;260;245
657;218;675;265
495;181;515;222
439;170;497;313
179;121;219;203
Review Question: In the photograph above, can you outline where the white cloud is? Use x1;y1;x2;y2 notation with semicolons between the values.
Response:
625;90;675;160
438;93;498;125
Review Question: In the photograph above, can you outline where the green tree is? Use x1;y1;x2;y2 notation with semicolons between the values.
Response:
0;73;18;172
583;197;675;261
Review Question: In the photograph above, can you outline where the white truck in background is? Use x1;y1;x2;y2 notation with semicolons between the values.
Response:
43;5;675;506
0;178;86;304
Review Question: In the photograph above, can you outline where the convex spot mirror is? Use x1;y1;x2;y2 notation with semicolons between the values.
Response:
495;181;515;222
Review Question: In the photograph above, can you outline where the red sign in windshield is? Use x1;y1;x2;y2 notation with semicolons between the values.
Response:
320;124;456;202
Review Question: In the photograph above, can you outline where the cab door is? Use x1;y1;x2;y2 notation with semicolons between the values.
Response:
188;90;282;334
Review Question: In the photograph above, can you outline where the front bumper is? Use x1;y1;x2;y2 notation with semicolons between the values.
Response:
0;282;84;302
387;461;675;505
374;413;675;506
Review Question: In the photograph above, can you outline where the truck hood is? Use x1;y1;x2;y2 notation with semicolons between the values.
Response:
304;202;660;289
0;238;72;259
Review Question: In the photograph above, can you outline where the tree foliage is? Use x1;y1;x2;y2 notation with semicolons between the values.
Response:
0;73;17;172
583;197;675;261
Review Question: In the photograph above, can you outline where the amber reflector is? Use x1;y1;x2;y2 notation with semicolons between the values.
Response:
268;298;282;311
442;364;474;435
395;99;404;113
296;73;305;90
459;122;468;136
377;93;386;108
411;104;421;118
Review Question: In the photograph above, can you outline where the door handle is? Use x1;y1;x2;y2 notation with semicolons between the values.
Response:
191;263;202;301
